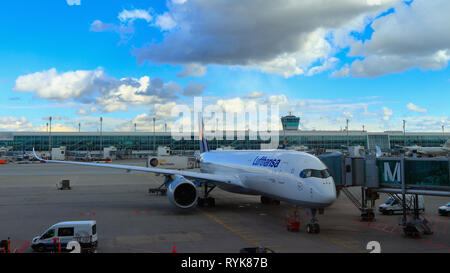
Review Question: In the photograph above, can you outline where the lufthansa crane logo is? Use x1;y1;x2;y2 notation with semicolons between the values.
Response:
149;158;159;167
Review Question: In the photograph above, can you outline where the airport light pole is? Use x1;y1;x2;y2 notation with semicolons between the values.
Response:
49;116;52;157
403;120;406;146
153;117;156;154
216;118;219;149
100;117;103;153
346;119;349;147
78;123;81;133
134;123;137;132
443;125;445;143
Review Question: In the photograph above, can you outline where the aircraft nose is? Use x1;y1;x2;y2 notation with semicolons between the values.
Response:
322;189;337;205
322;178;337;205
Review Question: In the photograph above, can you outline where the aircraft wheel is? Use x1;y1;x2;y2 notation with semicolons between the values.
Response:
197;198;205;207
313;223;320;233
36;244;45;253
207;197;215;207
260;196;270;205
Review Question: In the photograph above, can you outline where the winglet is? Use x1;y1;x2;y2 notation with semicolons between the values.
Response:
32;148;46;162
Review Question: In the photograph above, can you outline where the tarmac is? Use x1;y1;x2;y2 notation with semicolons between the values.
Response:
0;160;449;253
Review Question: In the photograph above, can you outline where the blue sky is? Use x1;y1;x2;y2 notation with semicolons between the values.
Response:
1;0;449;132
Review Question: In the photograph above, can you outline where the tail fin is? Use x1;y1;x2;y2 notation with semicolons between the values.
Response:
198;114;210;153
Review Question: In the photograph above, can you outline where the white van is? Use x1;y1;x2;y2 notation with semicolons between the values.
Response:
438;202;450;216
31;221;97;252
379;194;425;215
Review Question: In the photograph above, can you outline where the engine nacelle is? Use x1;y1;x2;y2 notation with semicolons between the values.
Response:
167;175;198;209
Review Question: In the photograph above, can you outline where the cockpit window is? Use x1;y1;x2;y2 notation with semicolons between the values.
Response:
300;169;331;179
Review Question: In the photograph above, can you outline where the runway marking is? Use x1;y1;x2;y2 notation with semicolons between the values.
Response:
135;210;151;215
80;211;96;216
198;209;261;247
17;241;30;253
147;174;162;185
353;219;450;251
443;218;448;236
318;234;367;253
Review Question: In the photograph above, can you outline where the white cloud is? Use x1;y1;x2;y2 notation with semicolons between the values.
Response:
14;68;111;101
182;82;206;96
406;102;427;113
343;0;450;77
90;20;117;32
155;12;177;31
66;0;81;6
154;102;178;120
266;95;288;106
177;63;207;78
90;106;98;113
118;9;152;23
134;0;397;77
244;91;266;99
13;68;202;113
76;109;88;115
382;106;393;121
96;76;180;113
0;116;34;131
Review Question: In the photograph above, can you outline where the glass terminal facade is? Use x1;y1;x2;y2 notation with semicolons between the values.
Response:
1;131;448;153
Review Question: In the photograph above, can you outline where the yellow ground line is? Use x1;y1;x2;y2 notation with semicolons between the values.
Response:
199;209;261;247
147;174;162;186
319;234;367;253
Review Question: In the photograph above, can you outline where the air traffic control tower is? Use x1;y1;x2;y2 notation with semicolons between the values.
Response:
281;113;300;131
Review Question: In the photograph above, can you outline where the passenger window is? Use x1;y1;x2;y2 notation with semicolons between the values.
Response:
58;227;74;237
92;225;96;235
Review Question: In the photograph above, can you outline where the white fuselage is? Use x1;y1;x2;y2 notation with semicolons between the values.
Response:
199;150;336;208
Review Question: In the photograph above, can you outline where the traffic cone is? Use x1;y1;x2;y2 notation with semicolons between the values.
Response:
172;243;177;253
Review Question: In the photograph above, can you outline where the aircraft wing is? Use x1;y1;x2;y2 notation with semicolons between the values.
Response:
32;149;241;187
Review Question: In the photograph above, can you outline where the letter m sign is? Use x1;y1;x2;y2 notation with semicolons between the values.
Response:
383;162;401;183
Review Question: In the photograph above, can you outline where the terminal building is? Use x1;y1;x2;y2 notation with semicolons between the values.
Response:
0;130;448;154
0;114;448;154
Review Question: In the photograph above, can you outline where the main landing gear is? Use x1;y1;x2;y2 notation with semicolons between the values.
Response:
197;182;216;207
305;208;321;234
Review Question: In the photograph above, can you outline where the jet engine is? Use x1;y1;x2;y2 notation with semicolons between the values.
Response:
167;175;198;209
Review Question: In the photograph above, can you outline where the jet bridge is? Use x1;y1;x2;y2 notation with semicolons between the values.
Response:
318;153;450;237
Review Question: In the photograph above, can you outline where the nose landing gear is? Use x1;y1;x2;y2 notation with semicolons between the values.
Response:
305;208;320;234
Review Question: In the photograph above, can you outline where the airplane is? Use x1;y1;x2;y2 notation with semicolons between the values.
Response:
397;139;450;156
32;118;337;234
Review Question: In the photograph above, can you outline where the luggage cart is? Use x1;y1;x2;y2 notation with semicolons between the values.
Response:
285;209;300;232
